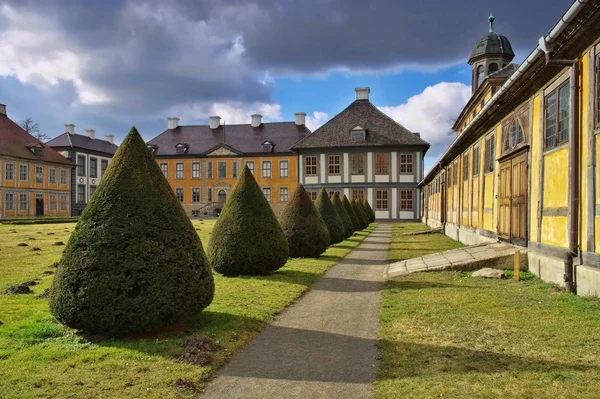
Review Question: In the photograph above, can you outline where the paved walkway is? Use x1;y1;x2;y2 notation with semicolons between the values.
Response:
386;241;524;279
200;224;392;399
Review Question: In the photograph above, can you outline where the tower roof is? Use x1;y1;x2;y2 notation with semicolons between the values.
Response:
468;15;515;64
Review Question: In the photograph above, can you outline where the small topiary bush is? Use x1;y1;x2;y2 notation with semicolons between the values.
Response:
332;193;354;238
342;195;361;231
315;188;345;245
352;199;369;229
279;185;330;258
362;199;376;222
208;166;288;276
49;127;214;336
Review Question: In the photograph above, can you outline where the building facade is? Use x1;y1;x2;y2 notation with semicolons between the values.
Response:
147;114;310;217
292;88;430;220
0;104;74;218
47;125;119;216
421;3;600;296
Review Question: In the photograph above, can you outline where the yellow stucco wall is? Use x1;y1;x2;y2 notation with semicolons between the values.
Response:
541;216;568;248
529;95;541;242
542;148;569;208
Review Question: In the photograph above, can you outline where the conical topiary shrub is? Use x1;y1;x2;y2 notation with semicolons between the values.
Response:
279;185;330;258
352;199;369;229
332;193;354;238
343;195;361;231
360;200;374;224
49;127;214;336
362;199;376;222
315;188;345;245
208;166;288;276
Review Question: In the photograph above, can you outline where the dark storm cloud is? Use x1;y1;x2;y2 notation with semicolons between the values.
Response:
0;0;572;136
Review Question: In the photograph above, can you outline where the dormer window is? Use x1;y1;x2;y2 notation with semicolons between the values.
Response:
262;141;274;153
147;144;158;154
175;143;189;154
350;126;366;141
27;143;44;156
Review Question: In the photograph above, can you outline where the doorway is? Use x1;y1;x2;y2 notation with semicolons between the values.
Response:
498;151;528;246
35;196;44;217
218;189;227;204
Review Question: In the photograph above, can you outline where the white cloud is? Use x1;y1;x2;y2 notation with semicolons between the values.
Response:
0;4;110;104
305;111;329;131
166;102;282;125
379;82;470;155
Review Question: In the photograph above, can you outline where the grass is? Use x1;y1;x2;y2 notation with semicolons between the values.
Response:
0;220;375;398
388;222;463;263
377;223;600;398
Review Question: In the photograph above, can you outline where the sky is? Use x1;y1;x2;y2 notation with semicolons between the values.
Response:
0;0;572;171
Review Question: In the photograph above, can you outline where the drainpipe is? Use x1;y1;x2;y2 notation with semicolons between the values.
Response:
539;39;580;293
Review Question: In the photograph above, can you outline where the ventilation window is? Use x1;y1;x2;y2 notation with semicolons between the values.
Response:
175;143;189;154
147;144;158;153
350;126;366;141
262;141;274;152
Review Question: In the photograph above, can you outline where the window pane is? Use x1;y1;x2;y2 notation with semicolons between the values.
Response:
351;154;364;175
545;92;557;149
246;161;254;174
558;84;570;144
376;153;389;174
400;154;413;174
218;162;227;178
262;161;271;178
328;155;340;175
279;160;288;178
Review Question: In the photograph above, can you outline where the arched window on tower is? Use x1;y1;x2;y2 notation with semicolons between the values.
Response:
488;63;498;75
476;65;485;88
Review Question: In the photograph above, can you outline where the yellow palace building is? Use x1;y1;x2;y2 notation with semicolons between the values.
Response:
147;113;310;217
421;2;600;296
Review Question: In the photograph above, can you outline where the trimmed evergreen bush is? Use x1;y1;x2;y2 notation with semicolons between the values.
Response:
342;195;361;231
315;188;345;245
332;193;354;238
362;199;376;222
352;199;369;229
279;185;330;257
49;127;214;336
208;166;288;276
357;199;372;225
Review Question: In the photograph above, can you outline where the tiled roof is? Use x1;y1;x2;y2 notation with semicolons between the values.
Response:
0;114;74;166
46;132;118;155
291;99;430;150
147;122;311;156
469;32;515;62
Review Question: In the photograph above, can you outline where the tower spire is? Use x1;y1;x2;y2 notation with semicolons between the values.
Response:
488;13;495;32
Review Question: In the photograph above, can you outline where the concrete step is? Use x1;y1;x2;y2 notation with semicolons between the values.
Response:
385;242;528;279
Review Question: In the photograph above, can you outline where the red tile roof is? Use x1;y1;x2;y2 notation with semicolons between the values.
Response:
0;114;74;166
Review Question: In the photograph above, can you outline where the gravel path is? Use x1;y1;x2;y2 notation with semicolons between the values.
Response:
200;224;392;399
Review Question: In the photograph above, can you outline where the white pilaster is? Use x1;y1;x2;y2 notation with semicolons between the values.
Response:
299;155;304;183
391;151;398;183
343;153;350;183
367;152;373;183
392;187;398;220
320;154;326;182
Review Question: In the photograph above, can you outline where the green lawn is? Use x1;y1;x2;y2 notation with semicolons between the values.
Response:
377;223;600;398
388;222;463;263
0;220;375;398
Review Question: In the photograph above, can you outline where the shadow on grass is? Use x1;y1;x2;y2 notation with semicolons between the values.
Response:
378;340;592;380
384;280;483;291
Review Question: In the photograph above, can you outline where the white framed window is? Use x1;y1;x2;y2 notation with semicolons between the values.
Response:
246;161;254;174
49;168;56;184
279;187;289;202
60;169;68;185
19;164;28;181
176;163;184;179
376;189;388;210
218;161;227;178
90;158;97;178
35;165;43;183
60;195;68;211
5;163;14;180
19;193;28;210
101;159;108;177
49;194;58;210
160;163;169;179
5;193;14;210
192;162;201;179
305;156;317;175
262;161;271;178
77;185;86;203
192;187;200;202
279;160;289;178
176;188;184;202
77;156;85;176
263;187;271;202
233;162;238;178
400;190;413;210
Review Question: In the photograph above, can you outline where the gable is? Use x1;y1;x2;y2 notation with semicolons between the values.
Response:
206;145;239;156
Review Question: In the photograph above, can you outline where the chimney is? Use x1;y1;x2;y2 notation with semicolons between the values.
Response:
251;114;262;128
65;124;75;134
209;115;221;129
168;117;180;130
355;87;370;101
414;132;421;138
0;104;6;115
105;134;115;144
85;129;96;140
294;112;306;126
